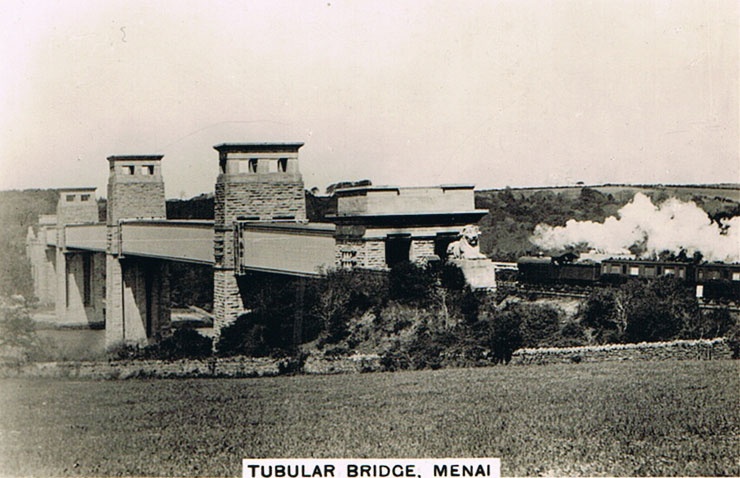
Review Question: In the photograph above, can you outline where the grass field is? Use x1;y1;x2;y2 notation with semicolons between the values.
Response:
0;360;738;477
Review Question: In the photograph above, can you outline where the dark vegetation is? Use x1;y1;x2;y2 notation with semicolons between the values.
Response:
579;278;740;356
208;262;738;368
0;189;58;299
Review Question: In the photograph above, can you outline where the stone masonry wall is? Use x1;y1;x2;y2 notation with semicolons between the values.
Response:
213;228;235;269
57;203;98;226
510;338;733;365
410;239;436;263
107;182;166;223
213;270;244;334
0;357;288;379
215;181;306;224
335;239;364;270
335;239;386;270
364;240;386;269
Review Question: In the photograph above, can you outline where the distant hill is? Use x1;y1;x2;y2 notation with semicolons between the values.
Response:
475;184;740;261
486;183;740;204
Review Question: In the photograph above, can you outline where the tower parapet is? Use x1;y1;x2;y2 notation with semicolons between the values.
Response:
106;155;166;225
56;187;99;226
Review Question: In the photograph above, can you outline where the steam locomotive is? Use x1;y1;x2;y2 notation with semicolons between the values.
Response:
516;254;740;301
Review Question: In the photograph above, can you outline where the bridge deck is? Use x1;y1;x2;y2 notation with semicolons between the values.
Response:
120;220;215;264
237;222;336;277
53;219;340;275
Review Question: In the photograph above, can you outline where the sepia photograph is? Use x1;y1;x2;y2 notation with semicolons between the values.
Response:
0;0;738;476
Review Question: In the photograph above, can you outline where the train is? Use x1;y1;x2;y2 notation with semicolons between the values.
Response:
516;254;740;301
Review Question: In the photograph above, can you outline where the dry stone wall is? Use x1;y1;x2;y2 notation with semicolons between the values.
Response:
511;338;733;365
0;357;288;379
2;339;734;380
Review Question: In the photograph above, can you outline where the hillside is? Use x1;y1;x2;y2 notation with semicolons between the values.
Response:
0;190;59;298
475;185;740;261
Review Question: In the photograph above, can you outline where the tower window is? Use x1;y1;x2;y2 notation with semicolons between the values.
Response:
123;165;135;175
278;158;288;172
80;194;90;202
66;194;75;202
141;165;154;175
267;160;278;173
248;158;258;173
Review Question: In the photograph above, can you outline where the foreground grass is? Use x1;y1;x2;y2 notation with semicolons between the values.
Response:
0;361;738;477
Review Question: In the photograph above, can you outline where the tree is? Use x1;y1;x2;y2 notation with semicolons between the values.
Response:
0;295;47;362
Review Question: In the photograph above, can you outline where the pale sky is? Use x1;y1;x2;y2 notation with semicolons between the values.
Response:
0;0;737;199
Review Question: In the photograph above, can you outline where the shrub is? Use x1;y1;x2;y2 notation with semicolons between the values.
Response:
579;288;622;343
148;328;212;360
622;278;698;343
579;278;701;344
216;311;292;358
483;307;523;364
517;303;561;348
388;262;435;305
406;323;445;370
0;295;50;363
685;308;737;340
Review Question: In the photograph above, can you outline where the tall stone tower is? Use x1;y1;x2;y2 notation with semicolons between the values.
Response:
54;188;102;324
212;143;306;332
106;156;166;226
105;155;169;347
57;187;99;225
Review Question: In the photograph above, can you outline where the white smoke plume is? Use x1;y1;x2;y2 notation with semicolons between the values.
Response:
530;193;740;263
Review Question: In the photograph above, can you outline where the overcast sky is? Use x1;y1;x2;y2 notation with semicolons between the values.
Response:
0;0;737;199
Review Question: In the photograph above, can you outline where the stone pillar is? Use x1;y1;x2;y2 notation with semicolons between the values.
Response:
212;143;307;337
25;222;58;307
105;257;170;347
105;254;124;345
54;244;67;321
104;155;169;349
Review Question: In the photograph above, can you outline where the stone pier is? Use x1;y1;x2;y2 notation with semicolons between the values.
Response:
104;155;170;348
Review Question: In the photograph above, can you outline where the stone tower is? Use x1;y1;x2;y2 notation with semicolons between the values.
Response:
54;188;103;324
57;187;99;225
212;143;306;333
106;155;166;226
105;155;169;347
